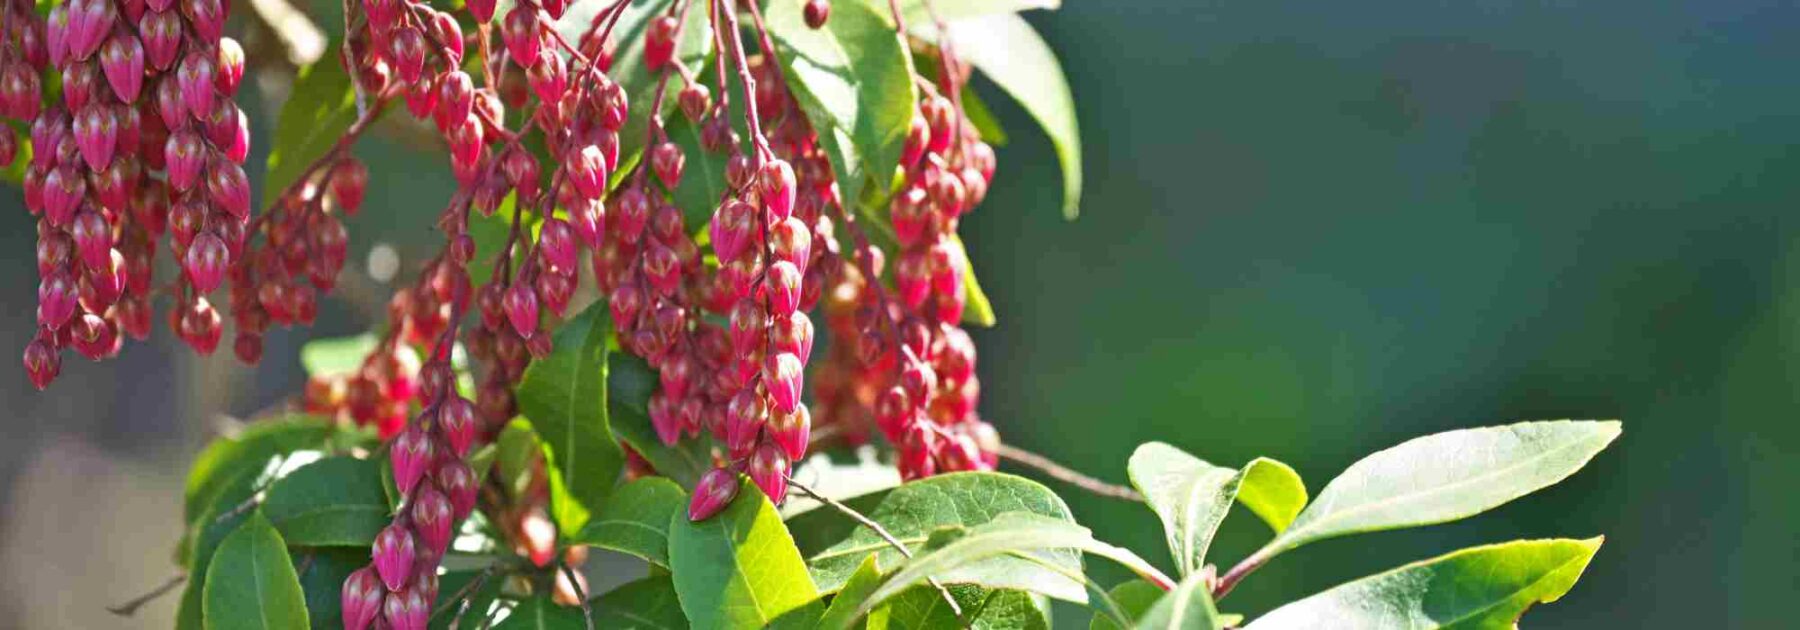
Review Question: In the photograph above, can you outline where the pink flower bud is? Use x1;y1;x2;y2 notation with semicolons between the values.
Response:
890;185;930;247
899;424;938;480
69;0;116;61
411;484;454;556
769;311;814;364
769;404;810;462
764;261;802;317
649;392;682;445
23;339;60;390
645;16;677;71
710;199;756;263
68;210;110;270
688;467;740;521
45;6;68;67
502;284;538;338
390;27;427;85
176;51;216;122
43;166;84;226
382;585;430;630
440;395;477;456
340;567;384;630
537;217;578;271
69;313;116;360
466;0;497;22
527;49;567;104
895;250;931;308
437;459;478;521
37;271;78;329
748;442;790;505
139;10;182;71
372;524;417;591
759;160;796;221
501;7;541;68
180;297;223;355
180;232;228;294
182;0;225;41
642;241;682;297
764;352;803;414
726;385;768;448
72;104;117;170
164;130;205;191
727;298;766;358
568;144;607;201
650;141;684;188
391;426;434;497
616;187;650;241
768;216;811;270
100;35;145;102
153;76;185;128
30;110;69;172
84;249;126;309
431;11;464;65
568;198;605;249
213;37;244;96
206;158;251;218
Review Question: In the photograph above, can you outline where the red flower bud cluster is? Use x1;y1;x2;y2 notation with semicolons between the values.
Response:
18;0;251;388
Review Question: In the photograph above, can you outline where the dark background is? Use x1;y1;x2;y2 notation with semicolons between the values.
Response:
1;0;1795;627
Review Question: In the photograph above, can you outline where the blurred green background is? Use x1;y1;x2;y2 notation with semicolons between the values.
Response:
0;0;1794;627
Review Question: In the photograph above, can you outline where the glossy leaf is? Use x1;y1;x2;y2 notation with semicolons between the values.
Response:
866;585;1052;630
817;555;884;630
571;477;686;568
1128;443;1305;575
849;513;1175;620
495;419;543;499
1090;580;1165;630
1244;538;1604;629
609;352;713;487
493;595;587;629
1266;420;1621;556
202;512;310;629
767;0;917;205
299;334;379;378
950;235;996;326
264;39;362;206
797;472;1079;595
1133;572;1224;630
261;456;390;547
517;302;625;533
176;498;256;629
589;575;691;629
184;416;332;527
668;478;819;629
946;15;1083;218
294;548;368;630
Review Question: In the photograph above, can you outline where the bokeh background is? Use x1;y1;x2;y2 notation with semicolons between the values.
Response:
2;0;1796;627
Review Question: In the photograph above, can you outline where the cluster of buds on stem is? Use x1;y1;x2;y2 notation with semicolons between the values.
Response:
19;0;252;388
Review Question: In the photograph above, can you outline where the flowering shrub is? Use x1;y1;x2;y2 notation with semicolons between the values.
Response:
12;0;1619;627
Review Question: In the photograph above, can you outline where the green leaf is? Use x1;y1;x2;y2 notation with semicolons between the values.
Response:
202;512;311;630
1090;581;1165;630
849;513;1174;620
797;472;1078;595
264;40;362;206
1243;538;1605;630
430;569;505;630
495;418;543;499
299;334;379;378
867;585;1052;630
493;595;587;629
261;456;391;547
767;0;918;206
949;235;996;327
571;477;686;568
294;548;369;630
517;302;626;534
818;555;885;629
959;86;1009;146
1265;420;1621;556
589;575;691;629
610;352;713;488
185;417;332;528
1132;572;1224;630
668;477;820;629
177;500;257;629
1128;443;1306;575
893;0;1059;26
946;15;1083;218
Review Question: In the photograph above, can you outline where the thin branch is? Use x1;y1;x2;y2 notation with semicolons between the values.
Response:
996;444;1143;502
1210;544;1275;601
442;564;501;630
558;562;596;630
105;573;188;617
786;476;967;627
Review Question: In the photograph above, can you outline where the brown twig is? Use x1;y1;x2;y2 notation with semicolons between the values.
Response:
105;572;188;617
558;562;596;630
996;444;1143;502
1210;544;1275;601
